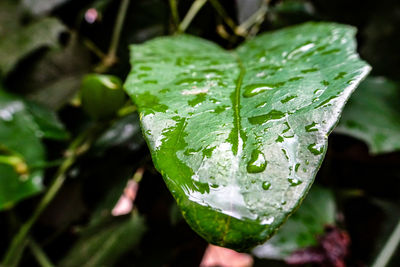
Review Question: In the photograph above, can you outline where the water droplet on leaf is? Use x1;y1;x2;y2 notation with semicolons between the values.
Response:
262;181;271;190
248;110;285;125
334;72;347;80
307;143;324;155
247;149;267;173
281;95;297;103
301;68;318;73
288;177;302;186
305;122;318;132
243;84;273;98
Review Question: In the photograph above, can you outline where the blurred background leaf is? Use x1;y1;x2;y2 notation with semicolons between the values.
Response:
59;212;146;267
92;113;144;155
0;0;22;37
22;0;72;16
0;89;44;210
0;17;66;76
25;100;69;140
253;186;336;260
18;33;91;110
336;77;400;154
0;85;66;210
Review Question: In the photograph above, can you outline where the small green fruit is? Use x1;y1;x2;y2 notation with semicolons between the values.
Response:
81;74;126;120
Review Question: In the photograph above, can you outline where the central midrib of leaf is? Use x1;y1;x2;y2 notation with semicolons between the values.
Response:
229;53;246;156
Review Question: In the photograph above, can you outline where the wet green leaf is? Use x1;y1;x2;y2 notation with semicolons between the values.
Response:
336;77;400;154
125;22;370;249
0;90;45;210
0;17;66;76
252;186;336;259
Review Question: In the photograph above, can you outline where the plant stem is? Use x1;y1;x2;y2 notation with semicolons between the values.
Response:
372;218;400;267
209;0;236;32
2;129;93;267
96;0;130;72
108;0;129;59
132;167;145;183
235;0;269;37
29;239;54;267
117;104;137;117
178;0;207;33
169;0;180;30
83;38;106;59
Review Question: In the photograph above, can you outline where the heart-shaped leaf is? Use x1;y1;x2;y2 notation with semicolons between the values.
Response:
125;22;370;249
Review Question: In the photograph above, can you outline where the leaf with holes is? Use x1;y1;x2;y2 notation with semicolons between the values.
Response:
125;22;370;250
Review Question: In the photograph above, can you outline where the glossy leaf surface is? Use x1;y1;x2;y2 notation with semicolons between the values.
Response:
125;22;370;249
336;77;400;154
253;186;336;259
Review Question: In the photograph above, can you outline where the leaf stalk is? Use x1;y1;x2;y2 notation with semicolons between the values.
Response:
95;0;130;72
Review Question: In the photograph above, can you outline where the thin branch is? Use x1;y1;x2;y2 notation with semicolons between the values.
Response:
29;239;55;267
108;0;130;60
96;0;130;72
169;0;180;30
209;0;237;32
235;0;270;37
178;0;207;33
83;38;106;59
